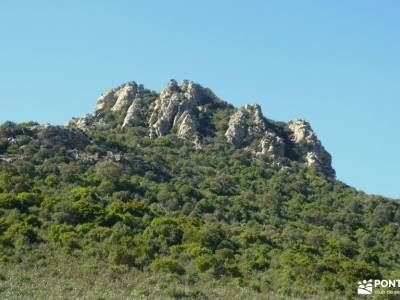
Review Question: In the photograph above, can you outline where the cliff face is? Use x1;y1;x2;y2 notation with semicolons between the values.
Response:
68;79;335;176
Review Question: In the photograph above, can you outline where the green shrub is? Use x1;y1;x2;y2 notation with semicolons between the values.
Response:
151;257;185;275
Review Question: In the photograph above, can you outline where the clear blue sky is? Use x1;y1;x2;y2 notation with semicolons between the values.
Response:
0;1;399;199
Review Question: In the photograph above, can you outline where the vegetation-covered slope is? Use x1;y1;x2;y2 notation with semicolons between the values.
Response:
0;81;399;299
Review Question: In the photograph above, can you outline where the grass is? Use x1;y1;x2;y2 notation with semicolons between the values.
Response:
0;256;320;300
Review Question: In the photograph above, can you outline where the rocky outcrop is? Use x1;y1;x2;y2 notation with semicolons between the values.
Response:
288;119;335;176
176;111;197;139
148;79;217;146
122;97;145;128
67;79;335;177
225;104;266;147
148;80;182;137
224;106;334;176
258;132;285;159
70;81;150;130
225;105;287;161
175;111;201;148
69;114;101;131
95;82;138;113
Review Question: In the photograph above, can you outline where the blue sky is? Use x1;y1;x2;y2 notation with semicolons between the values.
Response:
0;0;399;198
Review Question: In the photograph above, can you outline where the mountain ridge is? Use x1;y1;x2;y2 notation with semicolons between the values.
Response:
69;79;335;177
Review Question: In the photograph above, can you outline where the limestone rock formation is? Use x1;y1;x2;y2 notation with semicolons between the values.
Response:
69;114;100;131
148;79;216;146
225;104;266;147
122;97;145;128
176;111;201;148
67;79;335;177
224;104;334;176
258;132;285;159
95;82;138;113
70;81;149;131
288;119;335;176
175;111;197;139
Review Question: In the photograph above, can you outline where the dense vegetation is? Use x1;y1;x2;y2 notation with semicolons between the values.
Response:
0;114;399;299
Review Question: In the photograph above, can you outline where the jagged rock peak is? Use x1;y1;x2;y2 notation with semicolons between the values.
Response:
95;81;141;113
225;103;267;147
70;81;148;131
288;119;316;143
148;79;217;140
158;79;217;105
288;119;335;177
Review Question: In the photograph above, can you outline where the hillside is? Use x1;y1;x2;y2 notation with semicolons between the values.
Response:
0;80;399;299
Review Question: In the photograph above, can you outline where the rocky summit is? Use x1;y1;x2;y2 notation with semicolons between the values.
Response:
69;79;335;176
